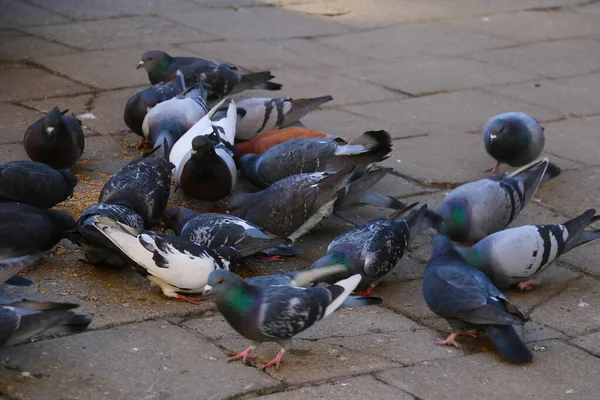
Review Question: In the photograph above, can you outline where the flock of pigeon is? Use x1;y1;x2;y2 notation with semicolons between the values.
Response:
0;49;598;371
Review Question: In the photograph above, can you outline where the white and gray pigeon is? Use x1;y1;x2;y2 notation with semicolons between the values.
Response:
202;268;380;369
169;99;238;201
453;208;600;290
238;130;393;189
163;206;301;261
310;204;427;295
484;112;545;174
89;216;240;304
428;158;561;243
214;95;333;141
141;80;210;158
423;234;533;364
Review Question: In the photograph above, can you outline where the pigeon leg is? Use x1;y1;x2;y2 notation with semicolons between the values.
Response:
173;294;202;304
227;345;257;363
517;280;536;291
255;255;285;263
354;285;374;296
262;348;286;370
136;138;146;149
435;332;461;349
457;330;477;339
148;276;203;304
485;162;500;174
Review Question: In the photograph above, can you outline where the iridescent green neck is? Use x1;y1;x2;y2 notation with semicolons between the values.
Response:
329;250;352;271
225;286;255;314
459;246;484;269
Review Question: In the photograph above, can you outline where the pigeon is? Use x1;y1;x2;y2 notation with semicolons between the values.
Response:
23;107;85;170
124;70;187;146
202;268;379;369
0;203;76;279
238;130;393;189
0;300;92;347
88;216;240;303
137;50;282;100
423;234;533;364
0;161;77;209
170;99;237;201
484;112;545;174
454;208;600;290
428;158;561;243
141;81;210;158
163;206;301;261
214;95;333;141
310;204;427;295
234;127;332;161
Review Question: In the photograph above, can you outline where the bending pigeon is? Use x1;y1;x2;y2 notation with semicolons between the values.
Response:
137;50;281;100
239;130;392;189
310;204;427;295
88;216;239;303
423;234;532;364
454;209;600;290
234;127;331;161
141;81;210;158
484;112;545;173
24;107;85;170
428;158;560;243
0;161;77;208
203;268;378;369
170;99;237;201
163;206;301;259
0;300;92;347
215;95;333;141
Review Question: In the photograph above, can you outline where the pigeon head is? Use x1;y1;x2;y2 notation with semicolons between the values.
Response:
138;50;172;73
435;198;470;243
203;269;246;297
484;113;529;160
45;107;66;137
59;170;78;197
162;206;196;234
191;135;216;158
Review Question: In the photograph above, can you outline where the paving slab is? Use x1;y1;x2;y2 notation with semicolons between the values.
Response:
535;167;600;218
0;103;43;145
337;56;541;96
0;142;29;164
89;89;140;134
539;116;600;166
0;66;89;102
0;0;70;29
570;331;600;357
299;108;402;139
467;39;600;79
0;30;76;62
558;239;600;278
377;340;600;400
376;279;437;321
0;321;279;400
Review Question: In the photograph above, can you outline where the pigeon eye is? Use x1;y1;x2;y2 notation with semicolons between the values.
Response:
147;57;153;61
217;279;224;284
499;126;505;133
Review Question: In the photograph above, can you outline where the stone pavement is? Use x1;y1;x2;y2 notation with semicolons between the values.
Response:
1;0;600;398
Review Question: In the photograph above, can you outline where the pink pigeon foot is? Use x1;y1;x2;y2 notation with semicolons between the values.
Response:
485;162;500;174
227;346;257;363
172;294;202;304
458;330;478;339
136;138;146;150
262;348;286;370
255;255;285;263
517;280;536;291
435;332;461;349
354;285;374;297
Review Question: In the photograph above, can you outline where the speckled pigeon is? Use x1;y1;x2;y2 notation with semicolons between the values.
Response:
214;95;333;141
428;158;561;243
137;50;282;100
484;112;545;173
89;216;239;303
163;205;301;260
238;130;393;188
23;107;84;170
0;161;77;209
310;204;427;295
423;234;532;364
454;208;600;290
203;268;379;369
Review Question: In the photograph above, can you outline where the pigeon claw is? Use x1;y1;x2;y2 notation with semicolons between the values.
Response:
485;162;500;174
173;294;202;304
262;348;285;370
256;255;285;263
227;346;257;363
435;332;461;349
136;138;146;150
354;285;374;297
458;330;478;339
517;280;536;291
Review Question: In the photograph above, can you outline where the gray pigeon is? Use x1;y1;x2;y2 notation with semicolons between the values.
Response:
141;81;210;158
23;107;84;170
0;300;92;347
238;130;393;189
216;95;333;141
163;206;301;261
428;158;561;243
0;161;77;209
423;234;533;364
453;209;600;290
484;112;545;174
202;268;378;369
310;204;427;295
137;50;282;100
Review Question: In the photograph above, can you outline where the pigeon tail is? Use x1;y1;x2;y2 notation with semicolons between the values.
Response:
325;274;362;317
4;276;34;286
540;161;561;185
239;71;282;92
334;167;390;209
563;208;598;252
334;130;392;158
401;204;429;245
280;95;333;128
358;190;412;211
261;243;303;257
485;324;533;364
233;236;291;258
0;251;49;284
339;295;383;309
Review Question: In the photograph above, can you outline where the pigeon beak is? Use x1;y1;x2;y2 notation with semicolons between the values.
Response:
136;61;144;70
202;284;213;296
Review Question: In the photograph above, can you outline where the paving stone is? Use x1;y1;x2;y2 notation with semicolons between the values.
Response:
0;103;43;144
0;0;70;29
377;279;437;321
448;10;600;43
337;57;540;96
0;66;89;102
535;167;600;218
318;23;516;61
190;0;264;7
377;340;600;400
558;239;600;278
570;331;600;357
23;16;216;51
508;201;567;228
89;88;141;134
0;142;29;164
300;109;403;139
165;7;348;40
538;116;600;166
0;321;279;400
259;375;415;400
519;321;564;343
467;39;600;79
0;30;76;62
530;275;600;336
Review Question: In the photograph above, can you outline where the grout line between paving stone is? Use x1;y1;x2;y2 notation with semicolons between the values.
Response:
18;0;77;22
